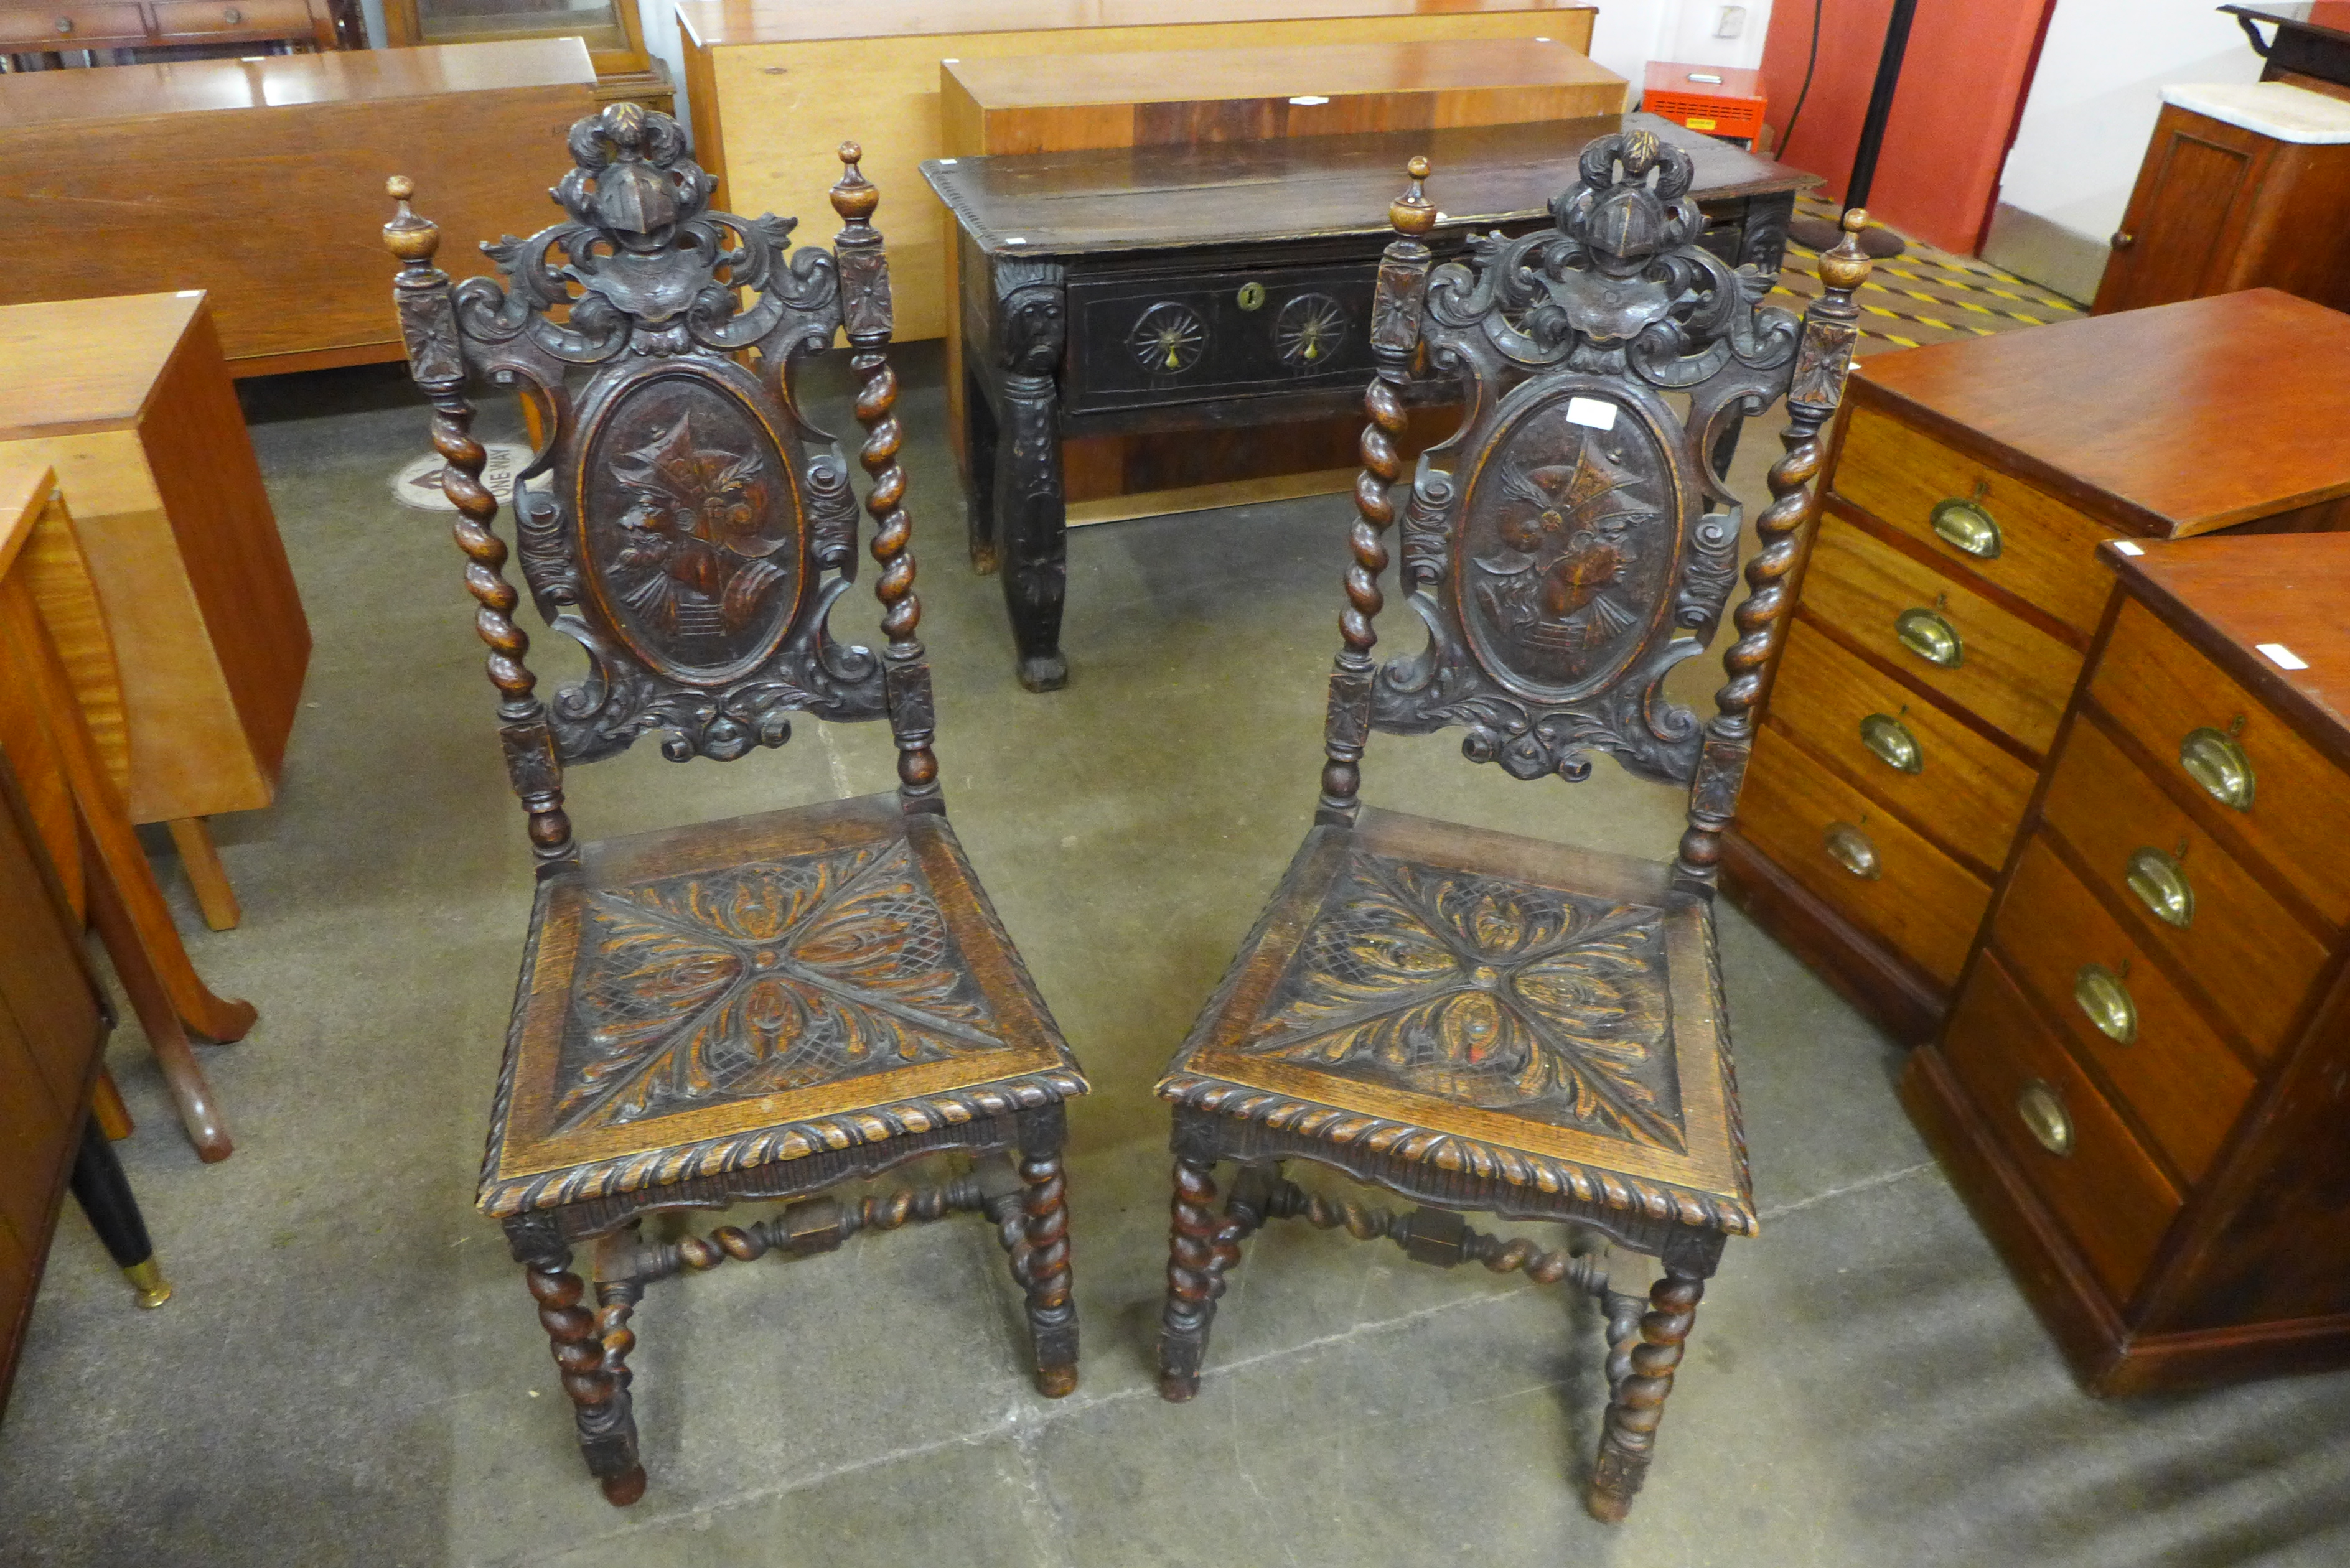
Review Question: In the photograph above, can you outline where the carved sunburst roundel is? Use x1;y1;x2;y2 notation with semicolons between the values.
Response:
1241;852;1685;1150
553;841;1004;1131
1128;302;1209;375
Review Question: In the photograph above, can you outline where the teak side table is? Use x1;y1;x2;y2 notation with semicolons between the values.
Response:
0;292;311;930
0;459;256;1160
924;113;1811;691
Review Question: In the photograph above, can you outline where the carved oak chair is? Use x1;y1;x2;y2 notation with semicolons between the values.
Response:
1153;137;1873;1523
379;105;1087;1506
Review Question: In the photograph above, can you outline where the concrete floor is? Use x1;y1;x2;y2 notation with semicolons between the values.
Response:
3;344;2348;1567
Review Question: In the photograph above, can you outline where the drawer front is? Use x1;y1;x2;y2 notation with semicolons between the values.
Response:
0;4;147;44
1065;262;1371;414
1800;517;2082;754
1943;954;2183;1303
1993;834;2256;1182
1738;721;1990;986
152;0;312;35
1768;618;2037;875
2089;597;2350;928
2042;717;2329;1058
1829;404;2119;637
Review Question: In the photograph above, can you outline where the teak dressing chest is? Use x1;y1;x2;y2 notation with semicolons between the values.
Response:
1905;531;2350;1392
1725;289;2350;1043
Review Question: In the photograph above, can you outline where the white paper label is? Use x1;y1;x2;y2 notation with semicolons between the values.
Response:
2259;642;2309;671
1566;397;1619;431
2110;540;2144;556
1289;95;1330;106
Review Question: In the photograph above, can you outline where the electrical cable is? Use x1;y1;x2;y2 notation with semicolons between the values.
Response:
1778;0;1824;157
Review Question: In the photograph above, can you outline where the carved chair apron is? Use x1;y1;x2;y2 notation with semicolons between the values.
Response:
1150;134;1874;1524
380;103;1087;1508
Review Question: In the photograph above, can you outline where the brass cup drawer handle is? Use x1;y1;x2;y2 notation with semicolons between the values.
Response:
1823;821;1881;880
1894;607;1963;669
1858;712;1922;774
2073;963;2138;1045
2124;846;2194;928
2179;726;2254;811
2016;1079;2074;1156
1929;497;2001;559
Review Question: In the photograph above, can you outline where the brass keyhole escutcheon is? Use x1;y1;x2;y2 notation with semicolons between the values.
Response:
1823;821;1881;880
2124;846;2194;928
1894;607;1963;668
1929;497;2001;559
1858;713;1922;774
1236;282;1265;311
2179;726;2254;811
2072;963;2138;1045
2016;1080;2074;1156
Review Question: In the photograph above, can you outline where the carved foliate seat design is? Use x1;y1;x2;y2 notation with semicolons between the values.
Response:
554;839;1003;1132
1239;850;1678;1144
382;104;1084;1510
1153;139;1874;1525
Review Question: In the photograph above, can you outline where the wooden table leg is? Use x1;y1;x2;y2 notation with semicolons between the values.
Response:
68;1114;172;1307
166;817;241;931
85;830;233;1162
991;264;1070;693
90;1066;135;1141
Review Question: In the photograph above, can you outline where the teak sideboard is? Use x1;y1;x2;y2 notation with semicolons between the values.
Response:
0;39;596;376
1725;289;2350;1045
676;0;1601;342
1906;531;2350;1392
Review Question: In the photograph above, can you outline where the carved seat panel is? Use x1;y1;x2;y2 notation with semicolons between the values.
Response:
1159;808;1750;1234
482;793;1083;1219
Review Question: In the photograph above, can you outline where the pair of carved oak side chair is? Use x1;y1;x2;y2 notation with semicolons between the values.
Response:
380;105;1085;1507
1153;138;1874;1523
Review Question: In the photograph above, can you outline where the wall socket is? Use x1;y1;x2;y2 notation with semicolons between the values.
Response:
1715;4;1747;38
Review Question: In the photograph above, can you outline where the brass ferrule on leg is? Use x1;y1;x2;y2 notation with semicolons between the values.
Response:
123;1257;172;1309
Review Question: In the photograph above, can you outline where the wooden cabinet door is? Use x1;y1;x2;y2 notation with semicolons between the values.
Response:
2094;107;2273;314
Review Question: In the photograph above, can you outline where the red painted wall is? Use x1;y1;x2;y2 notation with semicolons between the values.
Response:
1759;0;2056;254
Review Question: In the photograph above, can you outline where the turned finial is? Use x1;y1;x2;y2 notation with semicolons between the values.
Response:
382;175;441;266
830;141;879;226
1389;156;1436;238
1817;207;1873;292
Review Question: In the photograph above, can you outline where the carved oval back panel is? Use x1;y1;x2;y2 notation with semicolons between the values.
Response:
1450;383;1693;703
571;362;808;686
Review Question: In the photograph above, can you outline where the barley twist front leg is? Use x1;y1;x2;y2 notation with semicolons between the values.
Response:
1016;1106;1079;1397
520;1245;644;1507
1157;1157;1245;1401
1587;1261;1705;1523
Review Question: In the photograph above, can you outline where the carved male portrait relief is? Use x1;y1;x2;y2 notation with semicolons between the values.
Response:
581;378;803;679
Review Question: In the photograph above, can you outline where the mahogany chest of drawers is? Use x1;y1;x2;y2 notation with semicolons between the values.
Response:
1724;289;2350;1043
1904;531;2350;1391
